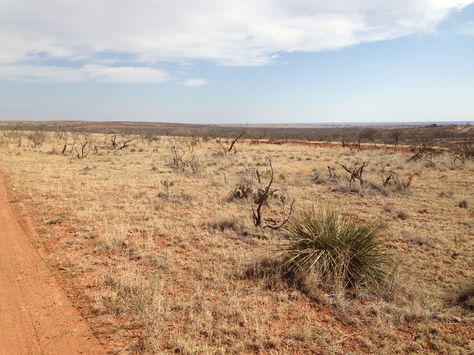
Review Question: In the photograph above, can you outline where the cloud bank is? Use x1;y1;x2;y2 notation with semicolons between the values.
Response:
0;0;472;83
183;78;209;87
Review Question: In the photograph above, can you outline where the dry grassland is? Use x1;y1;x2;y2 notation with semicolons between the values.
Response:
0;131;473;354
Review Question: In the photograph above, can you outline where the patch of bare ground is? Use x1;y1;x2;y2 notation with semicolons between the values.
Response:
0;130;473;353
0;173;105;354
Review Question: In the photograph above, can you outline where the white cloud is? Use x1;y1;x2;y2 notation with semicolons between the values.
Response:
83;65;171;84
182;78;209;87
0;64;171;84
0;0;472;82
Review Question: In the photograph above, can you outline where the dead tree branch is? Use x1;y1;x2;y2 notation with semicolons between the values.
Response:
264;198;295;230
75;141;89;159
227;131;244;154
251;158;275;227
250;157;294;229
327;166;338;181
118;138;135;150
341;161;368;186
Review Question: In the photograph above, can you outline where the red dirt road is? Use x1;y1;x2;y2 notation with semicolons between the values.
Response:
0;172;104;355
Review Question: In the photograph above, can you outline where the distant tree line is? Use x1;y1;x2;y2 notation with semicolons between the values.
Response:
0;121;472;148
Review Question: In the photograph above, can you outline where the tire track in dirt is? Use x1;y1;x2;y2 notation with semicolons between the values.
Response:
0;172;105;355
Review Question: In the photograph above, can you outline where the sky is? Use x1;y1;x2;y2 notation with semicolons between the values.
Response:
0;0;473;124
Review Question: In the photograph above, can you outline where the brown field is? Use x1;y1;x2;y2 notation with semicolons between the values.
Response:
0;127;473;354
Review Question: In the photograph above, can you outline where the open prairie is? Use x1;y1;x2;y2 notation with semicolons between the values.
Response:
0;128;473;354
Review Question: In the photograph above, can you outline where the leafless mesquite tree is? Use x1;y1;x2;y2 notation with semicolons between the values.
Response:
380;170;415;192
251;157;295;229
110;134;135;150
327;166;338;181
169;144;200;173
55;130;69;154
408;150;437;168
5;127;24;147
28;129;46;147
341;161;368;186
75;140;90;159
218;130;245;155
226;130;244;154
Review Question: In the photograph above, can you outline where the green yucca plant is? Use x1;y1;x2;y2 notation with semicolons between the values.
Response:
282;208;391;290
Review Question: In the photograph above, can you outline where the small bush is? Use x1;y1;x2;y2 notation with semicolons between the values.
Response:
228;182;253;201
310;169;326;184
455;283;474;312
167;145;200;174
458;200;468;209
397;211;408;220
44;217;62;225
160;179;174;200
28;131;47;147
207;216;242;232
281;208;391;291
380;170;415;193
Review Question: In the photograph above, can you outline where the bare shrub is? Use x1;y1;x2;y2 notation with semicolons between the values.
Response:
188;154;201;174
110;133;135;150
55;130;69;154
223;130;244;154
380;170;395;187
160;179;174;200
311;168;327;185
327;166;338;181
250;157;294;229
451;139;474;166
408;150;438;168
184;136;200;151
396;211;408;220
169;145;186;169
69;132;79;154
74;135;90;159
5;127;24;147
458;200;468;209
228;181;253;201
140;132;156;145
118;137;135;150
341;161;368;186
28;130;46;147
453;282;474;312
168;144;201;173
341;138;361;151
392;173;415;192
379;169;415;193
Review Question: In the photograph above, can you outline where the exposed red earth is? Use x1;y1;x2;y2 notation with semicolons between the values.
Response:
0;172;104;355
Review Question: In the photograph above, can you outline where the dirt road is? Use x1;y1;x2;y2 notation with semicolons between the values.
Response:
0;172;104;355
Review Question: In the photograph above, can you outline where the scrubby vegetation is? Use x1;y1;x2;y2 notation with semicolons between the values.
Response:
1;120;473;149
281;208;391;291
0;126;472;353
455;282;474;312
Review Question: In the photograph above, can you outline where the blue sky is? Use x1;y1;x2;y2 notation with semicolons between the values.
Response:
0;1;473;124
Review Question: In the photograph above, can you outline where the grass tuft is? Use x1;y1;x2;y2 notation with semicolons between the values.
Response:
281;208;391;291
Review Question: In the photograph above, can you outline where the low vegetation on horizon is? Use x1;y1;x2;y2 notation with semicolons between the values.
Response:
0;126;473;353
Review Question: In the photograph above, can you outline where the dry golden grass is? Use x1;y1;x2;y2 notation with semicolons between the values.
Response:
0;130;473;354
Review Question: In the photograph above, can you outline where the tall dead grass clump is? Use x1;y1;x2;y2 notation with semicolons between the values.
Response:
99;271;165;352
